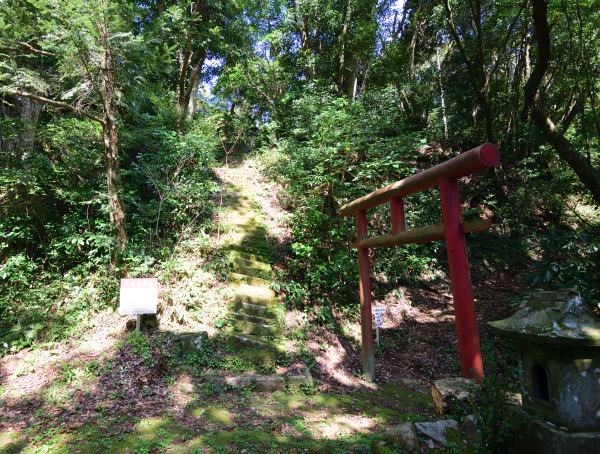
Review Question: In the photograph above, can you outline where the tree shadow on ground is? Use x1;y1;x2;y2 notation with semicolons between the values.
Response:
0;325;435;453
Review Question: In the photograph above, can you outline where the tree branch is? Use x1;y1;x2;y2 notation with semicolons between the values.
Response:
17;41;54;57
7;89;104;124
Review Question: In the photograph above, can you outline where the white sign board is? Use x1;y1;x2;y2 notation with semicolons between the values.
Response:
373;306;386;328
119;278;158;315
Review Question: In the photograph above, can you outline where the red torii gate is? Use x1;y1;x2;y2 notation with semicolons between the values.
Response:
340;143;500;382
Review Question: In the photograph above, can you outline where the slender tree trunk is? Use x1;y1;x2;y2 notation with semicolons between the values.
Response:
409;2;422;79
441;0;527;143
436;48;449;140
294;0;314;79
338;0;353;90
100;21;127;252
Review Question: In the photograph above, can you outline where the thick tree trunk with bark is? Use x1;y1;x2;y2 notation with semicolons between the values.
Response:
100;22;127;252
185;48;206;119
1;95;41;162
177;0;207;125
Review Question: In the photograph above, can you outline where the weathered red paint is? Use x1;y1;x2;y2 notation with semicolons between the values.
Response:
343;144;498;382
439;177;484;381
356;209;375;381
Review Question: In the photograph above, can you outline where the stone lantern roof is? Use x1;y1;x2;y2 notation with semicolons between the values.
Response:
489;290;600;346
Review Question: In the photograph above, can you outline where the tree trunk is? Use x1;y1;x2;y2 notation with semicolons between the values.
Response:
185;49;207;120
15;95;42;160
100;21;127;252
443;0;499;143
523;0;600;204
436;48;449;140
294;0;314;79
531;108;600;203
409;1;422;79
338;0;353;91
187;76;200;119
177;0;206;125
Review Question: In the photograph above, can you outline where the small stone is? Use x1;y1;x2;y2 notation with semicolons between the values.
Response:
177;331;208;351
223;374;284;391
125;319;136;331
414;419;459;446
505;392;522;406
431;377;475;414
398;377;428;393
384;422;418;452
460;415;477;438
286;374;309;386
371;440;394;454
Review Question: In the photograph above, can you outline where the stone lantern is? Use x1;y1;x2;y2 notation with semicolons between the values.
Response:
489;289;600;452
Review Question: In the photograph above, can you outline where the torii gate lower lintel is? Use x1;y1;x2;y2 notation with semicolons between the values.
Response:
340;143;500;382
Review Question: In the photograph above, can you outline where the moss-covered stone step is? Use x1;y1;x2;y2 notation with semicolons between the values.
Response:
226;233;270;248
224;196;254;206
223;208;260;217
233;293;279;308
227;349;276;367
228;244;272;258
232;283;276;300
228;250;271;264
232;311;272;325
232;319;280;336
230;258;271;279
233;300;279;317
221;220;260;230
228;272;271;288
231;233;269;244
229;244;271;257
230;333;285;353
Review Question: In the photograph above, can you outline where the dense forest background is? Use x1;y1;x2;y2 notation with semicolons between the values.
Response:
1;0;599;353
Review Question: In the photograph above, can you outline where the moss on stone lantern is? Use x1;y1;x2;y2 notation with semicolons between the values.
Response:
489;289;600;432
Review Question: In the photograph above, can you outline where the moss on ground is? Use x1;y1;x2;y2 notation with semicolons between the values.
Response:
0;383;433;453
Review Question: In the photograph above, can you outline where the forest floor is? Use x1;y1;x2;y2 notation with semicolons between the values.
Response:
0;156;521;453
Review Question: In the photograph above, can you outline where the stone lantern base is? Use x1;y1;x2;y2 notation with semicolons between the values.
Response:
509;404;600;454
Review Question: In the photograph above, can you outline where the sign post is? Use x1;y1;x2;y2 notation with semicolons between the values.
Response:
119;278;159;332
373;306;386;347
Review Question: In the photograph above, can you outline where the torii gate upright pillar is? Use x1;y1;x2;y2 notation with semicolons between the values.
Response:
356;209;375;381
439;177;484;379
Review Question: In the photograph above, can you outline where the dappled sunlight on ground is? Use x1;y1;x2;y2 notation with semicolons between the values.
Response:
0;309;122;400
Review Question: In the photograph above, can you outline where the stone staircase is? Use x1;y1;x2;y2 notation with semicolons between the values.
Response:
218;155;285;360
